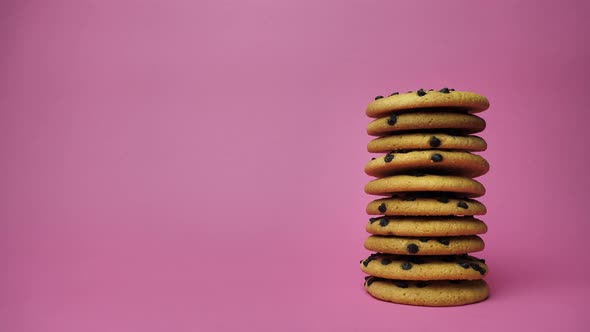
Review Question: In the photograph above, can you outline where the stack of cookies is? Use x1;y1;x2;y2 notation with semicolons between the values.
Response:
360;88;491;306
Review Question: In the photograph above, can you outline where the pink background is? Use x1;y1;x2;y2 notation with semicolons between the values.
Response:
1;0;589;331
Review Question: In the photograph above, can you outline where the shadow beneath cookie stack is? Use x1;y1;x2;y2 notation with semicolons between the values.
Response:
360;88;491;307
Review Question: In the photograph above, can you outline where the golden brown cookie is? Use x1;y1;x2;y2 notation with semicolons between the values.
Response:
365;150;489;178
364;235;484;255
364;174;485;197
366;216;487;237
360;253;488;280
364;277;489;306
366;196;487;216
367;112;486;136
366;89;490;118
367;133;487;153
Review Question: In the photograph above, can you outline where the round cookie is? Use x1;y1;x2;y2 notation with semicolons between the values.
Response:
366;216;487;237
364;175;485;198
366;196;487;216
364;235;484;255
364;277;489;307
365;150;489;178
367;112;486;136
366;89;490;118
367;133;487;153
360;254;488;280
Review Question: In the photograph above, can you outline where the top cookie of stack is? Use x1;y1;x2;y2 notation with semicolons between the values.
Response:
361;88;491;307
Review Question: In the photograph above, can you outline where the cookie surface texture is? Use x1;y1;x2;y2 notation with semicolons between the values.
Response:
366;197;487;216
366;216;487;237
366;90;490;118
360;254;488;280
367;112;486;136
364;278;489;306
364;235;484;255
367;133;487;153
365;150;489;178
364;175;485;197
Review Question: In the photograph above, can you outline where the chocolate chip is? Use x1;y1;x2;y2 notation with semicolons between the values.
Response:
387;114;397;126
428;89;434;91
417;89;427;97
408;170;425;177
381;258;392;265
378;203;387;213
384;153;394;163
458;262;470;269
407;243;419;254
366;277;375;286
431;153;443;162
371;157;376;160
379;217;390;227
429;136;441;147
478;259;486;263
363;256;376;267
457;201;469;209
374;96;383;100
369;217;378;224
416;281;428;288
419;238;429;243
471;264;486;275
401;262;413;270
437;197;449;203
394;281;409;288
450;88;455;91
437;238;450;245
439;87;450;93
469;263;485;274
390;92;399;96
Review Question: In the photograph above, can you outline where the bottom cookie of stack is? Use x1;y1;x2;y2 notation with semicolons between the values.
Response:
364;277;489;307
